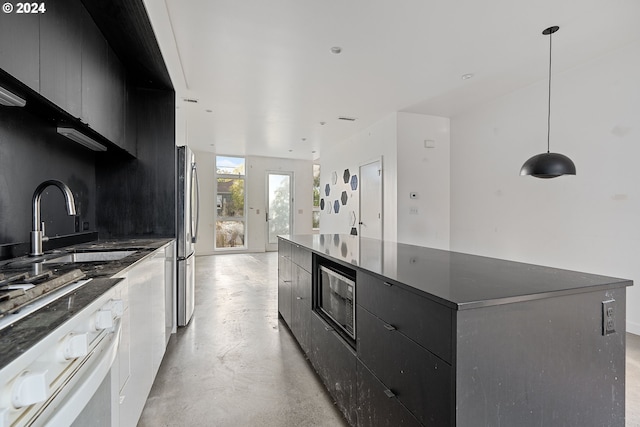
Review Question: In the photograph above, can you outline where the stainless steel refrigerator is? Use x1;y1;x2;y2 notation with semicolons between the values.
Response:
177;145;199;326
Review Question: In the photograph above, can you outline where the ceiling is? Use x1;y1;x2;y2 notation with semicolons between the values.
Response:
142;0;640;160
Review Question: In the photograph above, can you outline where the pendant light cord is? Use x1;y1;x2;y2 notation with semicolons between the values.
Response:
547;30;552;154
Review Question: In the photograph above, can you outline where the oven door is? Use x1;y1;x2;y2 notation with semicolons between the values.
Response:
40;318;122;427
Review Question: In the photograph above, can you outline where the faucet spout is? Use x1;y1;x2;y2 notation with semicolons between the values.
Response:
30;180;77;256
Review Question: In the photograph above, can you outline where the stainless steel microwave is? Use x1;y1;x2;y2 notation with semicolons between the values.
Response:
318;265;356;340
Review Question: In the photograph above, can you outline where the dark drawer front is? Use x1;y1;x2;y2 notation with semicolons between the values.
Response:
278;277;292;325
356;359;422;427
290;265;312;354
291;244;312;272
309;312;357;426
278;250;292;284
357;306;452;426
278;238;292;259
357;271;452;363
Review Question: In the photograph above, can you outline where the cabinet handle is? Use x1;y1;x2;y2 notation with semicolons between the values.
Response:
283;280;292;283
324;326;334;332
383;323;397;331
296;296;302;300
383;281;393;287
383;389;396;398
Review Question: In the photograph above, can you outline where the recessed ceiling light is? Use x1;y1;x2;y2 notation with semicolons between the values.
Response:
330;46;342;54
461;73;474;80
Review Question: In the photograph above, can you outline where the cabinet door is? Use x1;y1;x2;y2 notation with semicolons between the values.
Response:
278;242;293;325
357;306;452;426
309;312;357;425
356;359;422;427
81;7;108;132
39;0;82;117
290;264;311;353
81;7;125;147
0;11;39;91
278;255;292;325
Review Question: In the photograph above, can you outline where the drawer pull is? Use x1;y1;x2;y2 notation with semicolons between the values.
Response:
324;325;334;332
283;280;292;283
296;296;302;300
383;323;397;331
383;281;393;287
383;389;396;398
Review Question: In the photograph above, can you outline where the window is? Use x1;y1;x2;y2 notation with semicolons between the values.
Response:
312;163;320;230
215;156;246;249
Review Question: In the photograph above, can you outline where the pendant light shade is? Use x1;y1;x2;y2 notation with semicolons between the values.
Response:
520;152;576;178
520;26;576;178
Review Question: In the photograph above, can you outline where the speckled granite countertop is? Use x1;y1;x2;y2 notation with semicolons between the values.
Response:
0;238;174;369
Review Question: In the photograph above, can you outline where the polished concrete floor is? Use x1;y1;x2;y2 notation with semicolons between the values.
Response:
138;252;348;427
139;252;640;426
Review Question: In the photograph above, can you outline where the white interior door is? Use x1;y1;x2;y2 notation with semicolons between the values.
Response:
266;172;293;251
359;159;382;239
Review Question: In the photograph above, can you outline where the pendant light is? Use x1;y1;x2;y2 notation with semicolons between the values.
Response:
520;26;576;178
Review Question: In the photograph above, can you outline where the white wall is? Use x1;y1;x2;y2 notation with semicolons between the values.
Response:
320;114;398;242
450;41;640;333
193;150;313;255
397;112;451;249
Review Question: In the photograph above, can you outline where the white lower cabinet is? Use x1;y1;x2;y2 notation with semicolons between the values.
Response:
112;241;174;427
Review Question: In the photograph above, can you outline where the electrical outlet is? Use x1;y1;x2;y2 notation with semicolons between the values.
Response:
602;300;616;336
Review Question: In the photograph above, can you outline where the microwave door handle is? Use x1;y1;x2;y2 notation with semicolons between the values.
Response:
191;163;200;243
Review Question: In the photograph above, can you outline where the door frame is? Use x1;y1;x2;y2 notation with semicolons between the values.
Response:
265;170;294;251
358;157;383;240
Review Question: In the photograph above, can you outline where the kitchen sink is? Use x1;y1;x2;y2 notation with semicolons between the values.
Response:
42;250;136;264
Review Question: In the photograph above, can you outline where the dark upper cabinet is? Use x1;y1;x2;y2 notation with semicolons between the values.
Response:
0;12;40;91
81;7;115;143
40;0;83;117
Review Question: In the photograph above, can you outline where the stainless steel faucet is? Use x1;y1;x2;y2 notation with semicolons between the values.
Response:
30;180;77;256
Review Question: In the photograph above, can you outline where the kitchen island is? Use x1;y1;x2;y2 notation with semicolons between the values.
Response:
278;234;632;427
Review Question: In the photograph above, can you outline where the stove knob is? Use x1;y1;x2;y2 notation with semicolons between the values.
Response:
59;333;88;361
11;370;48;408
94;309;113;331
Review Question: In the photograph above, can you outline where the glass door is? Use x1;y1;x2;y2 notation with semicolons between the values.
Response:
266;172;293;251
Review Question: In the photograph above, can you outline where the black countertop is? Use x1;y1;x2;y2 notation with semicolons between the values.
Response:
281;234;632;310
0;238;173;369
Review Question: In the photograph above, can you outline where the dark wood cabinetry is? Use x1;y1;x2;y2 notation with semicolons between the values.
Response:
309;312;358;426
278;235;630;427
357;306;452;426
278;240;292;325
356;359;422;427
2;0;129;151
291;264;312;354
81;6;125;148
0;12;40;91
357;271;453;363
40;0;83;117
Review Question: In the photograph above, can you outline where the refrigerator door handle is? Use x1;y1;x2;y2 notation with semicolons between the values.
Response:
191;162;200;243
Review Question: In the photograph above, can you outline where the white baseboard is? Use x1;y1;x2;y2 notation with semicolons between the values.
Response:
627;320;640;336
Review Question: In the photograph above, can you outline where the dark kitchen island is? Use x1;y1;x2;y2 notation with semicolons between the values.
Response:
278;234;632;427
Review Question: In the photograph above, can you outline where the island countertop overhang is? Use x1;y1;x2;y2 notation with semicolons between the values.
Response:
280;234;632;310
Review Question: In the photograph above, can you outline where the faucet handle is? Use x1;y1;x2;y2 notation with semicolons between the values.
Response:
41;222;49;243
